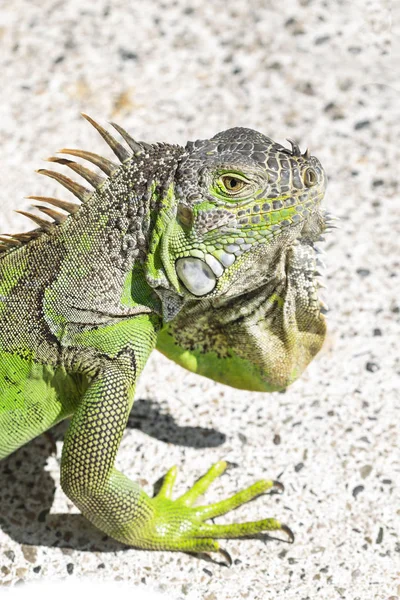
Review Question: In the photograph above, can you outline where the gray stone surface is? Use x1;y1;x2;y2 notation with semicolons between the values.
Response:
0;0;399;598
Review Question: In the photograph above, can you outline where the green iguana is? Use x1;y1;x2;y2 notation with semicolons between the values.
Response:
0;115;332;561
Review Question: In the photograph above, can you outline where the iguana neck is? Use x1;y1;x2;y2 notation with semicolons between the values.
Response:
141;148;189;298
93;142;185;275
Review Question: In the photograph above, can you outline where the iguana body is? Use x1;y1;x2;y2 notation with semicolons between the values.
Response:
0;116;330;558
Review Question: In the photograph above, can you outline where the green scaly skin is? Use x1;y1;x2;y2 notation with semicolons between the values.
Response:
0;116;332;558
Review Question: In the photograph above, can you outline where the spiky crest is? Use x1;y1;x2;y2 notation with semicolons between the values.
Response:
81;113;131;162
57;149;119;176
34;205;68;224
0;115;147;257
26;196;80;215
46;157;106;189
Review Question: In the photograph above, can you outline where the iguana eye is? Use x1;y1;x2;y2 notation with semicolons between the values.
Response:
303;167;317;187
219;175;247;195
222;176;245;192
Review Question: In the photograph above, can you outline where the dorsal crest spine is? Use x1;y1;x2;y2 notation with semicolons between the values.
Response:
0;115;148;256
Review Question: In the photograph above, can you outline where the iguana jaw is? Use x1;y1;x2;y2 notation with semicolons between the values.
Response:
167;153;328;302
166;191;327;302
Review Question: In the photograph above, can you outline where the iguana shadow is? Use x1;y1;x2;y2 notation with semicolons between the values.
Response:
0;398;225;551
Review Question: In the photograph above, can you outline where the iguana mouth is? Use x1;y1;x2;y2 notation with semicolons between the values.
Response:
172;204;337;300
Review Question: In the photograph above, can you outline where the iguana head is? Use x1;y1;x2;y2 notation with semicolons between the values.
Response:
163;127;328;300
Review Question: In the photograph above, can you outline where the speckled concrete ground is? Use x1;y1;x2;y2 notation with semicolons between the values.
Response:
0;0;399;598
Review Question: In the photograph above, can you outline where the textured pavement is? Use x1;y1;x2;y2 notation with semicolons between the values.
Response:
0;0;399;598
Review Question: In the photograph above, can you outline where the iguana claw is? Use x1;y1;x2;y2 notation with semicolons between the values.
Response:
197;546;233;567
272;480;285;494
280;524;295;543
217;547;233;567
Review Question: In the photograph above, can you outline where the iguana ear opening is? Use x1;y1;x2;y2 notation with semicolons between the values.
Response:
177;204;194;227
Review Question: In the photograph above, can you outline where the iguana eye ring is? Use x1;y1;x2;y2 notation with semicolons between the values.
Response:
219;175;247;195
303;167;317;187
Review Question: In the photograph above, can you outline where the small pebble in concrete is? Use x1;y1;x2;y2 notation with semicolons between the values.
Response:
366;362;380;373
352;485;365;499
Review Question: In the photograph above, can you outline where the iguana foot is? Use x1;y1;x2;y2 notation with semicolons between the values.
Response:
130;460;294;554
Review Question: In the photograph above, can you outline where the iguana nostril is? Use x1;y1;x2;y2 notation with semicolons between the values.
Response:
303;167;318;187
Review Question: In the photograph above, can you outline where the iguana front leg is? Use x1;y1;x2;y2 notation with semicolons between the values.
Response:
61;315;292;553
60;315;158;544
